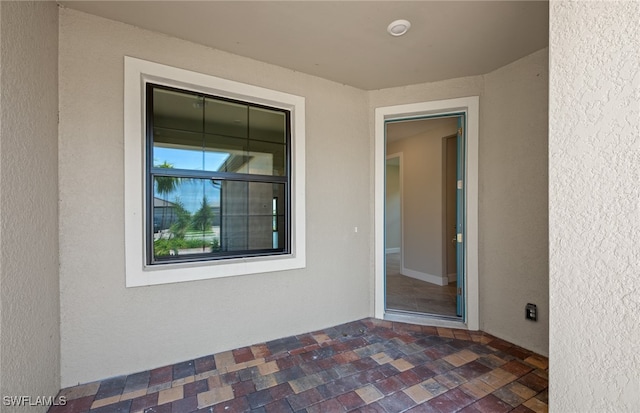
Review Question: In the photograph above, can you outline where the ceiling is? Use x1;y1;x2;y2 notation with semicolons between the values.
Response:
59;1;549;91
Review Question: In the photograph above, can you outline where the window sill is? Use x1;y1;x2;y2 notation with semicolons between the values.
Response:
126;251;305;287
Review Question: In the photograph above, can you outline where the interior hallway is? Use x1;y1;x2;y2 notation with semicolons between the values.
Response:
385;253;458;317
51;319;548;413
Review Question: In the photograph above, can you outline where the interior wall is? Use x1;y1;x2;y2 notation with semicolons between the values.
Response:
481;48;549;356
369;49;549;355
550;1;640;410
59;8;370;386
387;120;457;283
0;1;60;406
385;162;401;251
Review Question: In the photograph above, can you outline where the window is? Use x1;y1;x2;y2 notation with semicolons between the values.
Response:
125;57;305;286
148;84;290;264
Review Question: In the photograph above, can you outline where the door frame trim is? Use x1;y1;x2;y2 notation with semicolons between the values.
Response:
374;96;479;330
443;134;459;284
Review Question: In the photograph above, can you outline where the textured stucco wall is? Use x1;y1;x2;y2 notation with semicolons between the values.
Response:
0;1;60;408
482;48;549;356
59;8;370;386
549;1;640;411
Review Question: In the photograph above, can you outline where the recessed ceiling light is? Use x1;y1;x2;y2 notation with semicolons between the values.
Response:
387;19;411;37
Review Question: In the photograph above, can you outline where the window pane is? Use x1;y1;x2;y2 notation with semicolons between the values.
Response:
153;88;204;133
249;106;286;144
152;177;286;260
274;216;286;249
220;181;286;253
248;140;286;176
273;184;286;249
204;98;248;139
203;134;248;173
146;84;292;266
153;127;204;170
151;87;288;177
152;177;220;260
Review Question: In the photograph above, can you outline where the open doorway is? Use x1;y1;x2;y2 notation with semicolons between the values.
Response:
385;117;461;318
374;96;479;330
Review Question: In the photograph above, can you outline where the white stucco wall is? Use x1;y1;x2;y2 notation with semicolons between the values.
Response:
0;1;60;408
369;49;549;355
549;1;640;411
482;48;549;356
58;8;370;386
369;77;486;110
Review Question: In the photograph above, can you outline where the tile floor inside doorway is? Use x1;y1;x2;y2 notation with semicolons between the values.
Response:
385;253;458;316
51;318;548;413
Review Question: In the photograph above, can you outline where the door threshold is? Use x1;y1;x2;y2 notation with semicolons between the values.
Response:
384;309;467;329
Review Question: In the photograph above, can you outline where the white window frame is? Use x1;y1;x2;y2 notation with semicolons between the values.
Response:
124;57;306;287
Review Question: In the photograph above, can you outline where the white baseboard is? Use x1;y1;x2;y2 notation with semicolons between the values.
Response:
385;247;400;254
401;267;449;286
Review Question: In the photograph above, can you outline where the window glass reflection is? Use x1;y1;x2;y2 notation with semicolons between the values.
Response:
152;88;287;177
205;98;248;139
153;88;204;133
248;140;286;176
249;106;286;143
152;176;285;260
153;128;203;170
204;134;248;173
153;177;220;259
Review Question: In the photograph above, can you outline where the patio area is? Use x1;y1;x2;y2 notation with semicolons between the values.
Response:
51;319;548;413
